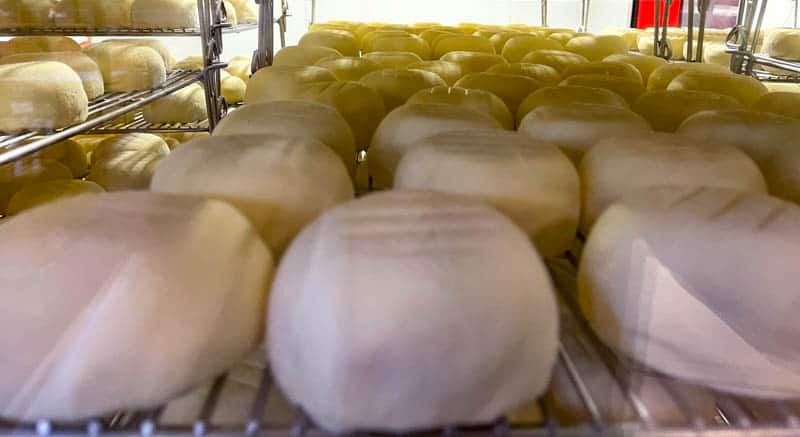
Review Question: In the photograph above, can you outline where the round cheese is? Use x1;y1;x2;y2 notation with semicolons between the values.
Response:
753;92;800;119
667;70;768;107
367;34;432;60
633;90;743;132
131;0;199;28
486;62;561;85
6;179;104;215
547;32;575;46
489;31;523;53
228;0;256;24
360;30;410;51
517;85;629;125
143;83;207;123
2;0;53;28
501;36;563;63
566;35;628;61
220;70;246;104
0;61;88;133
225;58;250;83
0;191;272;420
407;86;514;129
602;53;667;85
213;100;357;177
33;139;89;177
87;149;164;191
369;103;501;188
579;186;800;398
455;72;541;116
90;133;169;165
646;62;729;91
7;36;80;54
313;81;387;151
0;51;104;99
83;41;166;92
440;51;507;74
269;190;558;434
560;74;646;105
315;56;380;81
637;33;686;59
562;61;643;84
579;132;767;232
603;27;642;50
272;45;342;67
151;134;353;255
359;68;446;112
299;31;359;57
521;49;589;73
518;103;652;163
698;42;731;66
0;158;72;214
419;29;459;48
106;38;173;72
361;51;423;69
764;28;800;61
433;35;495;58
52;0;82;27
394;129;579;256
407;60;464;85
245;65;335;103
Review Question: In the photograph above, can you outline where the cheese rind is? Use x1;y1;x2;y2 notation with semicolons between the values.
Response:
6;179;104;215
487;62;561;85
603;53;667;85
407;60;464;85
455;72;541;116
272;45;342;67
313;81;387;151
764;28;800;61
143;83;207;124
315;56;381;81
433;34;495;59
521;49;589;73
7;36;80;54
359;68;446;112
666;70;768;107
501;36;563;63
0;158;73;213
245;65;336;103
83;41;166;92
408;86;513;129
440;51;507;74
131;0;199;28
562;61;643;84
646;62;729;91
361;51;423;69
633;90;743;132
0;51;105;99
753;92;800;119
33;139;89;177
366;34;432;60
565;35;628;61
517;85;629;126
299;31;359;57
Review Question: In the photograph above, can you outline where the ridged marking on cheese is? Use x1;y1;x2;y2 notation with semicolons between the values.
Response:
708;192;746;220
668;186;707;209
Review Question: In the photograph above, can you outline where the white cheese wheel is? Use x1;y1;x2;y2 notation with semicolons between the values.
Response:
440;51;507;74
407;60;464;85
603;53;667;85
433;34;495;58
83;41;166;92
272;45;342;67
521;49;588;73
560;74;646;105
0;51;104;99
667;70;768;107
395;129;579;257
501;36;563;63
106;38;173;72
7;37;80;54
455;72;541;116
361;51;423;69
299;31;359;57
753;91;800;119
315;56;381;81
269;190;559;433
407;86;513;129
517;85;628;126
677;110;800;204
486;62;561;85
0;61;88;133
359;68;446;112
579;186;800;398
213;100;357;177
152;134;353;255
33;139;89;177
633;90;743;132
0;191;272;420
646;62;729;91
6;179;103;215
51;0;134;28
518;103;652;163
603;27;642;49
764;28;800;61
312;81;386;151
367;34;432;60
143;83;207;123
562;61;643;84
579;132;767;232
244;65;335;103
369;103;501;188
90;133;169;165
565;35;628;61
0;158;72;214
220;70;246;104
87;149;164;191
131;0;199;28
699;42;731;66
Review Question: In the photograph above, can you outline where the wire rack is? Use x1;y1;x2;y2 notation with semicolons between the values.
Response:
1;247;798;437
0;24;258;37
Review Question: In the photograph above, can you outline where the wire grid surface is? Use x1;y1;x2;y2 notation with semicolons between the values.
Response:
1;248;799;436
0;24;258;36
87;111;210;134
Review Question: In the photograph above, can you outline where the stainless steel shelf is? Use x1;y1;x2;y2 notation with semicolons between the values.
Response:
0;23;258;37
87;111;210;134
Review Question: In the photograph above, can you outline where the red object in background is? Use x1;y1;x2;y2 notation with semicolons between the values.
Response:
635;0;683;29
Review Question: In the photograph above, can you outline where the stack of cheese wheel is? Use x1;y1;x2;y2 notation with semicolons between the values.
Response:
407;86;514;129
0;191;273;420
151;134;354;256
394;129;579;257
579;132;767;232
269;191;558;434
0;51;105;99
580;186;800;398
53;0;134;28
0;158;73;215
87;134;170;191
6;36;81;54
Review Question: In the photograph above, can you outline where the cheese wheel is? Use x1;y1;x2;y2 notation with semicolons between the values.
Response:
6;179;104;215
521;49;589;73
131;0;199;28
83;41;166;92
565;35;628;61
225;58;250;83
87;148;164;191
579;132;767;232
562;61;643;84
309;23;355;36
151;134;353;255
32;139;89;177
419;29;459;48
51;0;81;27
90;133;169;165
407;60;463;85
224;1;239;26
518;103;652;163
245;65;335;103
269;190;558;434
501;36;563;63
315;56;381;81
646;62;728;91
218;70;245;104
213;100;357;177
517;85;629;126
361;51;423;69
541;28;575;36
699;42;731;66
143;83;207;123
2;0;53;28
367;35;432;60
360;30;410;51
667;70;768;107
299;31;359;57
273;45;342;67
455;72;541;116
677;110;800;204
433;35;495;58
407;86;514;129
394;129;579;257
0;61;88;133
486;62;561;85
753;92;800;119
560;74;646;105
0;51;104;99
603;27;642;50
228;0;256;24
408;22;442;34
474;29;501;39
94;0;134;27
579;186;800;398
7;36;80;54
0;191;272;420
0;158;72;214
602;53;667;85
489;31;523;53
440;51;507;74
106;38;173;72
639;34;687;59
313;81;386;151
633;90;743;132
359;68;446;112
764;28;800;61
547;32;575;46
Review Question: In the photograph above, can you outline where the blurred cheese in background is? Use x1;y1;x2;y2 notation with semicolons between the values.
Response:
143;83;207;124
83;40;167;92
407;86;513;129
359;68;446;111
6;179;104;215
245;65;335;102
633;90;742;132
272;45;342;67
0;51;105;99
407;60;464;85
0;158;72;214
131;0;200;29
315;56;381;81
517;85;629;126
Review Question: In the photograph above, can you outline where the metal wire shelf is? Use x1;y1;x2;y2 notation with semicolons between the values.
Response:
88;111;210;134
0;23;258;37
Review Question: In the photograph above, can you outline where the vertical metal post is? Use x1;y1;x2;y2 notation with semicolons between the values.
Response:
541;0;548;27
696;0;710;62
581;0;591;31
197;0;223;130
687;0;695;61
654;0;661;56
310;0;317;25
252;0;275;73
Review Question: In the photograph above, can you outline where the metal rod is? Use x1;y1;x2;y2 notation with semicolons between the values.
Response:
253;0;275;72
687;0;695;61
310;0;317;25
696;0;710;62
541;0;548;27
0;24;256;37
654;0;662;56
557;344;604;430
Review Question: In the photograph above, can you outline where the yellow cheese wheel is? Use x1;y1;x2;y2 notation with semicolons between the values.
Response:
174;55;204;71
547;32;576;46
315;56;381;81
359;68;446;111
764;28;800;61
457;23;481;34
521;49;589;73
517;85;629;125
603;27;642;50
228;0;257;24
273;45;342;67
489;31;524;53
1;0;53;28
367;35;432;60
83;41;166;92
501;35;563;63
90;133;169;165
487;63;561;85
6;179;104;215
360;30;410;51
33;139;89;177
433;35;495;58
143;83;206;124
407;60;464;86
103;38;173;72
700;43;732;67
408;23;442;34
455;72;542;116
220;70;246;104
647;62;729;91
313;81;387;151
667;70;768;107
541;28;575;36
299;31;359;57
566;35;628;61
131;0;199;28
245;65;335;103
753;92;800;119
361;51;423;69
87;149;164;191
419;29;459;48
310;23;356;36
603;53;667;85
562;61;643;84
0;51;105;100
474;29;501;39
0;159;73;214
407;86;514;129
440;51;507;74
633;90;743;132
7;36;80;54
225;58;250;83
637;33;686;59
560;74;646;105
